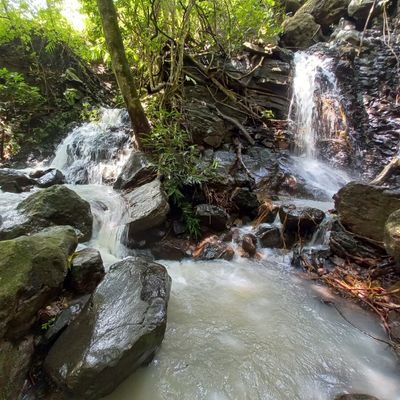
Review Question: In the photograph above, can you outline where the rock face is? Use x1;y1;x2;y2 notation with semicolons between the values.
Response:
311;0;351;26
0;337;35;400
0;168;34;193
124;179;170;241
193;236;235;261
0;185;93;242
67;248;105;294
195;204;230;232
113;152;156;191
384;210;400;263
45;257;171;400
348;0;377;23
0;226;77;339
335;182;400;242
280;12;321;49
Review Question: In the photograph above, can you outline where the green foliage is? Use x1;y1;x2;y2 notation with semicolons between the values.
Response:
0;68;44;156
41;317;56;331
144;102;215;237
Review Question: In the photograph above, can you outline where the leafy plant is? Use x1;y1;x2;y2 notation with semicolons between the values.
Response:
144;102;215;237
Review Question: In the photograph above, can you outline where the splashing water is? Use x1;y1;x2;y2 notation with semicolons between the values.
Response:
289;52;351;197
51;109;131;184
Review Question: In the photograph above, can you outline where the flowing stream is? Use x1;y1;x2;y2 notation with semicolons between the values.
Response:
1;72;400;399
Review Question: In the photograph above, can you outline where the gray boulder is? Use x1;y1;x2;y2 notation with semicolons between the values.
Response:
335;182;400;242
309;0;351;26
67;248;105;294
195;204;230;232
31;168;66;188
280;12;321;48
113;152;156;191
0;185;93;242
45;257;171;400
0;226;77;339
124;179;170;240
348;0;379;24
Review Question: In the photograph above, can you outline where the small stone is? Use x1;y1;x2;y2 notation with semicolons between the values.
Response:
193;235;235;261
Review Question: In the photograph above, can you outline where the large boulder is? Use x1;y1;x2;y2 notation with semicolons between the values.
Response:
0;185;93;242
113;152;157;191
335;182;400;242
384;209;400;263
0;168;34;193
0;337;35;400
124;179;170;240
45;257;171;400
280;12;321;48
67;248;105;294
254;224;284;248
0;226;77;339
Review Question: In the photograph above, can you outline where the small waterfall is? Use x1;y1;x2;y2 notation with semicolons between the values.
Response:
289;52;351;198
52;108;131;184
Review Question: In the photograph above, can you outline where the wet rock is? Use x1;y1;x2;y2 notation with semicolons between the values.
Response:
291;246;331;272
280;12;321;49
193;235;235;260
0;168;34;193
124;180;170;240
0;185;93;242
335;182;400;242
195;204;230;232
241;233;257;257
45;257;171;400
31;168;65;188
279;205;325;238
254;224;283;248
0;337;35;400
43;295;91;345
67;248;105;294
384;209;400;264
113;151;156;191
0;226;77;339
230;187;260;218
150;238;191;260
283;0;301;13
335;395;380;400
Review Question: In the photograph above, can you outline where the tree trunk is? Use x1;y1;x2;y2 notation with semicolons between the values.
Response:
96;0;150;148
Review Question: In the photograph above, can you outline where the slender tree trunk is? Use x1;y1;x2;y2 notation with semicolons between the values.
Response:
96;0;150;148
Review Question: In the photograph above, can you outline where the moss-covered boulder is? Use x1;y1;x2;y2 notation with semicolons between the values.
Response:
0;226;77;339
0;185;93;242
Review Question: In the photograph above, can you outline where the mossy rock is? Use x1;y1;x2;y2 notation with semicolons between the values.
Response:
0;185;93;242
0;226;77;339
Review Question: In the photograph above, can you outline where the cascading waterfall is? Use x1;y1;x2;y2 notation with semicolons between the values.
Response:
51;108;131;264
289;52;351;199
52;108;131;185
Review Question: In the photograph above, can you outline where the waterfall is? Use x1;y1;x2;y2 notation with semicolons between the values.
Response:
51;108;131;185
289;52;351;199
